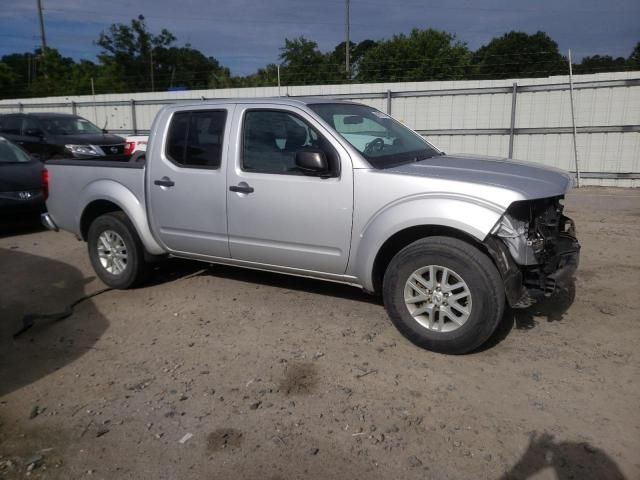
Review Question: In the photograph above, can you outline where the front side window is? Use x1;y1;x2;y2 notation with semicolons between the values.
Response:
242;110;338;176
309;103;440;169
22;117;44;136
165;110;227;169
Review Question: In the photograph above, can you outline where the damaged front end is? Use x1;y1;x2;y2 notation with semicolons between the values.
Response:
485;196;580;308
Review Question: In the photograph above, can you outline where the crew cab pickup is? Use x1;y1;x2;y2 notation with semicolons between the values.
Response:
42;98;580;354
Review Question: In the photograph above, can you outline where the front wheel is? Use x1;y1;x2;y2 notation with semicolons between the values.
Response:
382;236;504;354
87;212;147;289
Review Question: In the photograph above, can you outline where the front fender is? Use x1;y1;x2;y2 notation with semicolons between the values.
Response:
349;193;506;292
80;180;165;255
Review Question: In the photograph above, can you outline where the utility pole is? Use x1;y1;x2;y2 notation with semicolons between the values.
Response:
277;64;281;96
568;49;581;187
345;0;350;77
169;66;176;89
36;0;47;52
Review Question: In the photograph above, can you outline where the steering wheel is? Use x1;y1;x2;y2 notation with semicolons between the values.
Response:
364;137;385;154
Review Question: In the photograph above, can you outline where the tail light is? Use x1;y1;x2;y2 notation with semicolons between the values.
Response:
41;168;49;200
124;141;136;156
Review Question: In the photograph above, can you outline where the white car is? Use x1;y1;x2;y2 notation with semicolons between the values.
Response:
124;135;148;156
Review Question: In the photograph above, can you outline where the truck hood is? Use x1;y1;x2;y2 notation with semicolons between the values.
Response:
386;154;573;200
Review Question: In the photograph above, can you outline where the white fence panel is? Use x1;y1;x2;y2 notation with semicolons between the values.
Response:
1;71;638;186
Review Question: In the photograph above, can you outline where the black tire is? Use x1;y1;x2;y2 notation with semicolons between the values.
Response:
87;211;147;289
382;236;504;354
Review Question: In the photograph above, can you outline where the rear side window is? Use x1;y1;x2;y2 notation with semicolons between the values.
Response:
0;116;22;135
165;110;226;169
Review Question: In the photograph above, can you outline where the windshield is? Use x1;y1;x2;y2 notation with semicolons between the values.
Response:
309;103;440;168
0;137;31;163
41;116;103;135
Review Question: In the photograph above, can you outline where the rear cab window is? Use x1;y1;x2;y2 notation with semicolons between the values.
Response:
165;109;227;169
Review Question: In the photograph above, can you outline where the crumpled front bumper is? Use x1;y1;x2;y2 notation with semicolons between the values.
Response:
544;232;580;291
485;225;581;308
547;233;580;283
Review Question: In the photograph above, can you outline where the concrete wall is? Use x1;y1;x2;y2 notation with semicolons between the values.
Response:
2;71;639;186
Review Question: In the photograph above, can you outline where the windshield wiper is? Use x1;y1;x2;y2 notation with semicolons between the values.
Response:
412;153;437;162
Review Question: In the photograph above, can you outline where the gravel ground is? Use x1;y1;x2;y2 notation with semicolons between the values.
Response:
0;186;638;480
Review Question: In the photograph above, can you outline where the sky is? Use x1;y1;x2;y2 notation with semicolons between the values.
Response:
1;0;638;75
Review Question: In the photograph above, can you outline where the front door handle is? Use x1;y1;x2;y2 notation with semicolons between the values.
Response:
154;177;175;187
229;184;254;194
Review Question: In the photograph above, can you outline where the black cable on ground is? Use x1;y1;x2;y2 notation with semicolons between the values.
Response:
13;287;112;339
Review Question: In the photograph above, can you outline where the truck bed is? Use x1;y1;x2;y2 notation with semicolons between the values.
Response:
45;159;146;239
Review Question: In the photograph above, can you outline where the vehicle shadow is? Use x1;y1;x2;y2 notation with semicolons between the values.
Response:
499;432;626;480
0;214;45;239
481;280;576;351
192;263;381;306
0;248;109;398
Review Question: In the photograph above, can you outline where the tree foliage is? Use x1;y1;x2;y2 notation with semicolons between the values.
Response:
628;41;640;68
573;55;628;74
357;29;471;82
0;19;636;100
278;37;335;85
470;31;566;79
96;15;231;92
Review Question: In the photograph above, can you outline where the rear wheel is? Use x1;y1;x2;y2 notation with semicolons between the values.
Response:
382;236;504;354
87;212;147;289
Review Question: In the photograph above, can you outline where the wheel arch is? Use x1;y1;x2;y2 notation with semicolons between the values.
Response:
350;196;505;294
78;180;165;255
370;225;490;295
80;199;122;240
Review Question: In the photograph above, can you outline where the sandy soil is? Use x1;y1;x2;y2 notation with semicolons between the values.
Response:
0;187;638;480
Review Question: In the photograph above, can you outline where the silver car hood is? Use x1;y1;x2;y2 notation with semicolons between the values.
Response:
386;154;573;200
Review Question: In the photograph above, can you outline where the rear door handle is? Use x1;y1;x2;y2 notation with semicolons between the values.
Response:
229;184;254;194
154;177;175;187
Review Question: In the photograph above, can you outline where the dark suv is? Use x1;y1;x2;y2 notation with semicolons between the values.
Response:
0;112;126;161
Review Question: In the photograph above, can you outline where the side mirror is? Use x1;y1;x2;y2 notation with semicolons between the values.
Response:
295;150;328;175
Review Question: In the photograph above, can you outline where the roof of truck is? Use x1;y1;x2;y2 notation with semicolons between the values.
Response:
171;96;358;109
0;112;81;118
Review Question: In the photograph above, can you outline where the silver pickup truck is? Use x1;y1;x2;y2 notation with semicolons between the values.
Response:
42;97;580;354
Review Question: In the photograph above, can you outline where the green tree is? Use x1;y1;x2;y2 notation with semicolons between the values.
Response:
574;55;628;74
234;63;279;87
0;52;35;98
28;48;77;97
96;15;175;92
356;29;470;82
328;39;378;80
0;62;20;99
471;31;566;79
96;15;230;92
628;41;640;68
154;45;231;90
279;37;336;85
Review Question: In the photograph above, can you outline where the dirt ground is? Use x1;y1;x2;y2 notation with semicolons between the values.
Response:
0;186;638;480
